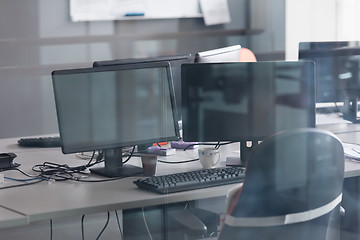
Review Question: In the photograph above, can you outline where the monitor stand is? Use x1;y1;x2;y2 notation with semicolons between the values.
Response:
342;97;360;123
226;141;258;167
90;148;143;178
137;143;153;153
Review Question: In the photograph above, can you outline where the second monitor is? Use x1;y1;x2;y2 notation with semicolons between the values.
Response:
181;61;315;165
93;54;192;122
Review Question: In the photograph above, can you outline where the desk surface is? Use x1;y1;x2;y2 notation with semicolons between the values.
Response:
0;122;360;227
0;138;240;224
317;123;360;177
0;207;27;229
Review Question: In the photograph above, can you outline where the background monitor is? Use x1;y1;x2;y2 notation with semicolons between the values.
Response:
181;61;315;164
299;41;360;122
52;62;180;177
194;45;241;63
93;54;192;122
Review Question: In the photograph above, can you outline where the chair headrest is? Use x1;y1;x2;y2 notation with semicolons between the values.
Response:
236;128;344;217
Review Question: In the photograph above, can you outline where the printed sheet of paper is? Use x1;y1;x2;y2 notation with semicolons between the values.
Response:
70;0;112;21
343;143;360;161
70;0;146;21
199;0;231;26
70;0;200;21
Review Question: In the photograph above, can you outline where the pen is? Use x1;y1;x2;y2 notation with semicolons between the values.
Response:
124;13;145;17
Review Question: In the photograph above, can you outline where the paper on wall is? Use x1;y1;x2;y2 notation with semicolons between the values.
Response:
70;0;113;21
343;143;360;161
70;0;146;21
70;0;200;21
199;0;231;26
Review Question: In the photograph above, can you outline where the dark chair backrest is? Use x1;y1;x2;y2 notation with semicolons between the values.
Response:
219;128;344;240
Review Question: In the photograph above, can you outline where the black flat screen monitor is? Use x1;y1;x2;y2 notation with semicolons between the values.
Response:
194;45;241;63
181;61;315;164
299;41;360;122
52;62;180;177
93;54;192;122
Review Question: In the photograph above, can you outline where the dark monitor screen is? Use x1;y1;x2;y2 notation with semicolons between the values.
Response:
93;54;192;122
194;45;241;63
52;62;180;177
181;61;315;142
299;41;360;104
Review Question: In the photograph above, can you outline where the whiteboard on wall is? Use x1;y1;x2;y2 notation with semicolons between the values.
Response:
70;0;202;22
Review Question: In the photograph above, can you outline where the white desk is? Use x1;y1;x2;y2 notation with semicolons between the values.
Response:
317;123;360;178
0;124;360;228
0;207;27;229
0;137;241;225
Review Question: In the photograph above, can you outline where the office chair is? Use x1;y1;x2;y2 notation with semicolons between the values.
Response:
218;128;344;240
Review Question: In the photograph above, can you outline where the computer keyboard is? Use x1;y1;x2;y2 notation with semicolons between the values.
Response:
134;166;245;194
17;137;62;148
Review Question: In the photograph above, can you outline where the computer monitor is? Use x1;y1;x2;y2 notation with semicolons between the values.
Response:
194;45;241;63
299;41;360;122
52;62;180;177
93;54;192;122
181;61;315;165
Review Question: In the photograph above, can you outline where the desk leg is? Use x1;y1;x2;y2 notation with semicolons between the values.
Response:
123;206;166;240
122;203;210;240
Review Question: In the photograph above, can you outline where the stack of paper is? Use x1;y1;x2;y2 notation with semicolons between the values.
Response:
343;143;360;161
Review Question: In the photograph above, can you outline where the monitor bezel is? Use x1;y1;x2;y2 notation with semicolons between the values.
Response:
93;54;192;122
52;62;180;154
93;54;192;67
299;41;360;59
